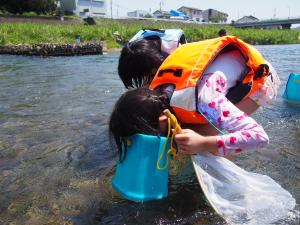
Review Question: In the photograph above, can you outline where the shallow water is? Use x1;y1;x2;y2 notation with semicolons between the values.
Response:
0;45;300;225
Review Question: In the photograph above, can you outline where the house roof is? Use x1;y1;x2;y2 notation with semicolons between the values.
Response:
242;15;258;20
236;15;259;23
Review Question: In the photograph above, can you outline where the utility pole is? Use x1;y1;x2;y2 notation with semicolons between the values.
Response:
159;0;163;11
117;5;119;18
90;0;93;17
110;0;113;19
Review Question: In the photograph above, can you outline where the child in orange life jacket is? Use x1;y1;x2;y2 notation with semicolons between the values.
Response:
111;37;280;157
118;35;278;135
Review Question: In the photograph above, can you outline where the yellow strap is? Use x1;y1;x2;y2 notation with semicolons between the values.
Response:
157;113;181;171
157;118;172;170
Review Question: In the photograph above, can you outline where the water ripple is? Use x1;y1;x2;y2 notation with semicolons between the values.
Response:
0;46;299;224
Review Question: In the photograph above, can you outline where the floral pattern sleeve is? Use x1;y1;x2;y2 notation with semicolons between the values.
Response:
197;71;269;156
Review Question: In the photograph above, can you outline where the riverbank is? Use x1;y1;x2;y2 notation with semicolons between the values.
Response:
0;42;105;56
0;14;81;25
0;18;299;56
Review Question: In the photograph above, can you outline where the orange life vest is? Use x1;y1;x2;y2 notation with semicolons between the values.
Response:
149;36;270;124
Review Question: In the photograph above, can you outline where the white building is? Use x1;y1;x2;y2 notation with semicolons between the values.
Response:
127;10;149;18
177;6;203;22
152;10;172;19
60;0;106;17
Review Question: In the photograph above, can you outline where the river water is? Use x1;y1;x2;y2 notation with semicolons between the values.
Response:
0;45;299;225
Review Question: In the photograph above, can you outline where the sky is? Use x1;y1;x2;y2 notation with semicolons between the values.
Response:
109;0;300;22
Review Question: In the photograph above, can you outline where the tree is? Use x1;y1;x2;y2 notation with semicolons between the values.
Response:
210;15;227;23
0;0;57;14
143;13;153;18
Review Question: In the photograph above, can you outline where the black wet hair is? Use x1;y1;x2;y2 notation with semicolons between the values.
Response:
118;39;165;88
179;34;187;45
109;88;171;162
218;28;227;37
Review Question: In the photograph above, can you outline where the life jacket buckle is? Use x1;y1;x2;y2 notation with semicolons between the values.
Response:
158;69;183;77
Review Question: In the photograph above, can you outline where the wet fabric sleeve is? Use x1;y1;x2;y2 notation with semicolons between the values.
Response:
197;71;269;156
249;61;281;106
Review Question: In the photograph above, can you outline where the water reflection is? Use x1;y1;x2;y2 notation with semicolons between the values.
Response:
0;45;300;224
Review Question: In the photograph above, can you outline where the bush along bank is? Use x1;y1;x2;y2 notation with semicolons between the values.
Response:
0;42;105;56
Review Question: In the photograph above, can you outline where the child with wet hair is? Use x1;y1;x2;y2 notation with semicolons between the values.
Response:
109;88;172;161
118;39;166;88
118;29;186;88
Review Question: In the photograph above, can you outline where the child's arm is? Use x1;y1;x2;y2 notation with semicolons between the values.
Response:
175;71;269;157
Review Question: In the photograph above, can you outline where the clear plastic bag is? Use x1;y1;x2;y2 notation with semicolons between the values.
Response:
192;153;296;225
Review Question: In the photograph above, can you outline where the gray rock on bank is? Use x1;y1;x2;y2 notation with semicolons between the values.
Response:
0;42;106;56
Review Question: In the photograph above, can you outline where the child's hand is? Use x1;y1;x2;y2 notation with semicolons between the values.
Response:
174;129;206;155
174;129;218;155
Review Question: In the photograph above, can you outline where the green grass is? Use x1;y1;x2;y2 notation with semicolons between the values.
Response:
0;19;299;48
